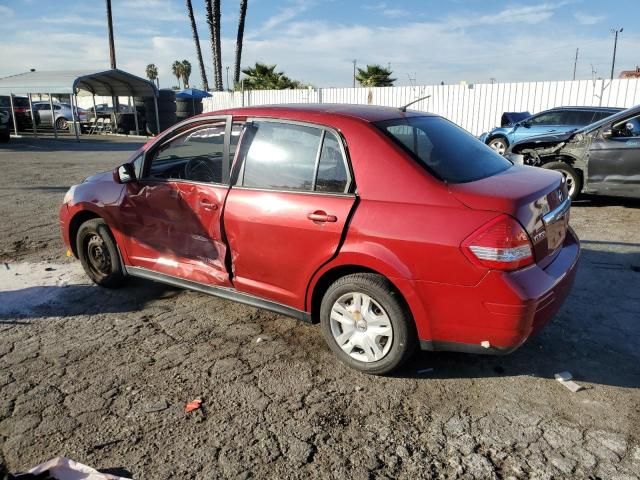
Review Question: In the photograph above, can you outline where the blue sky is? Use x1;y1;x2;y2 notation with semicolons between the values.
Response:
0;0;638;88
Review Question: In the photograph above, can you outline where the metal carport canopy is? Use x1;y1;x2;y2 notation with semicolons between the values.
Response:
0;69;158;97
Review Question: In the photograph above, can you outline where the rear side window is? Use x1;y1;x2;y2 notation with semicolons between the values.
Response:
376;116;511;183
241;121;321;191
528;111;563;125
315;131;349;193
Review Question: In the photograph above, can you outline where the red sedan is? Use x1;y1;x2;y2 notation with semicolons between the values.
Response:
59;105;580;374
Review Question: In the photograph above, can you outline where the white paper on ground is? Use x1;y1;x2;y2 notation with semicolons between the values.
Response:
27;456;130;480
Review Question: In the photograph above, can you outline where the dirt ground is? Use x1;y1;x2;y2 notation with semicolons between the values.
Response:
0;137;639;479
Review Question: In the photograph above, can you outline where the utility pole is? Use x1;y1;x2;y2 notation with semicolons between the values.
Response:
226;66;230;91
572;48;579;80
352;59;357;88
610;28;623;80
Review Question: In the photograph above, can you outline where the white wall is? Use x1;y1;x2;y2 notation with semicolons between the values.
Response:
201;79;640;136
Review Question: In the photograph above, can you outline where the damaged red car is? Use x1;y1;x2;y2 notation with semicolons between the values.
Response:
60;105;580;374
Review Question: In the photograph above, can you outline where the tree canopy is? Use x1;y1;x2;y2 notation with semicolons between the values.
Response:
356;64;396;87
239;62;305;90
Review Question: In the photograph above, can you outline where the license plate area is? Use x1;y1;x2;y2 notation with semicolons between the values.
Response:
542;198;571;252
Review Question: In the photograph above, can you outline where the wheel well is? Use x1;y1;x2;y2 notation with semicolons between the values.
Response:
309;265;410;324
486;134;508;145
68;211;101;257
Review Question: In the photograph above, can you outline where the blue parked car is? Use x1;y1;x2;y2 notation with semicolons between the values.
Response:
479;106;622;155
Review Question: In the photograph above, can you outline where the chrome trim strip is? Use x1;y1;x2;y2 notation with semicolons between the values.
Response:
542;197;571;225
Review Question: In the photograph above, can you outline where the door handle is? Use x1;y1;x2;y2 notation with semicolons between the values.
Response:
308;210;337;223
199;198;218;210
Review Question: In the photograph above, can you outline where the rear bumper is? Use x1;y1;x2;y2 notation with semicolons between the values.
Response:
417;226;580;354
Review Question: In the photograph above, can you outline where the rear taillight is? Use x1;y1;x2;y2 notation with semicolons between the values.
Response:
461;214;534;271
14;107;27;113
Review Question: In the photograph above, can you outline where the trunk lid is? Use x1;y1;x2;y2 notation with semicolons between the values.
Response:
449;165;570;267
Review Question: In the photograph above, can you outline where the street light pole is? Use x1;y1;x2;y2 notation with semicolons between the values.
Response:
610;28;623;81
352;59;357;88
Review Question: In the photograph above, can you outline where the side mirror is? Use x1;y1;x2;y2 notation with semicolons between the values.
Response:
114;163;136;184
521;121;531;129
602;128;613;138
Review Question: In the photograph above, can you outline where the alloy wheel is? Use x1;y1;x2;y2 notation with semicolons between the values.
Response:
329;292;394;363
488;138;507;155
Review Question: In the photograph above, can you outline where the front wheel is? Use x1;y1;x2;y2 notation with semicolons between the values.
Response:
320;273;417;375
542;161;582;200
76;218;126;288
487;136;509;155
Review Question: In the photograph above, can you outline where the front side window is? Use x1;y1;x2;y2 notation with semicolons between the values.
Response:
146;121;227;183
377;116;512;183
528;112;563;125
613;114;640;138
241;121;322;191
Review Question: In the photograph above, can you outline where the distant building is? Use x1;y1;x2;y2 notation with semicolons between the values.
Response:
619;67;640;79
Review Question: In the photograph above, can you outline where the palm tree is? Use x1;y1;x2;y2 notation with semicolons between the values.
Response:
240;62;304;90
172;61;184;89
145;64;159;87
234;0;248;85
205;0;223;91
355;64;396;87
181;60;192;88
185;0;209;91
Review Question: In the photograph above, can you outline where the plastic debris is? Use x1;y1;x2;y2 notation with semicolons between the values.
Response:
417;368;434;374
144;399;169;413
555;371;584;392
185;399;202;413
25;456;130;479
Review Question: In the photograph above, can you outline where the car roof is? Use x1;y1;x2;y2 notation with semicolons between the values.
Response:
545;105;622;112
213;103;434;123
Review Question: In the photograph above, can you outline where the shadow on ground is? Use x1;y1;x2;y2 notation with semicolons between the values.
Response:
399;245;640;389
0;278;176;322
0;137;145;153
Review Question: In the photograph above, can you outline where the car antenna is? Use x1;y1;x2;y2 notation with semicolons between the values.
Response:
400;95;431;112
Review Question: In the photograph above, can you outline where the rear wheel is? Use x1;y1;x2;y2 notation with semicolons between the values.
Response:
542;161;582;200
487;136;508;155
55;117;68;130
76;218;125;288
320;273;417;375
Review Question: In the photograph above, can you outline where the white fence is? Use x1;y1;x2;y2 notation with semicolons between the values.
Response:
202;79;640;136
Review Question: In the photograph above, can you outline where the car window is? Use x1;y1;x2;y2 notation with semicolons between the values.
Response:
146;121;228;183
613;115;640;138
315;131;349;193
377;116;511;183
241;121;322;191
36;104;51;111
564;111;595;125
528;112;563;125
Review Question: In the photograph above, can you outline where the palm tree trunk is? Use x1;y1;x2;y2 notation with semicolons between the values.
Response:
234;0;248;86
205;0;223;91
186;0;209;91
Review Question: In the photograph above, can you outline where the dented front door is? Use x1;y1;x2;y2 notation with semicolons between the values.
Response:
118;117;233;286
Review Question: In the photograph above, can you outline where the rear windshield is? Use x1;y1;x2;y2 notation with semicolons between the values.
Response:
376;116;512;183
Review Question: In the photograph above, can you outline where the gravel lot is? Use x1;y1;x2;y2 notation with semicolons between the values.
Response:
1;137;639;479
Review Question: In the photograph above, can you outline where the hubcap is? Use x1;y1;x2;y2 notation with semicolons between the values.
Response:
489;139;507;155
86;234;111;276
329;292;393;363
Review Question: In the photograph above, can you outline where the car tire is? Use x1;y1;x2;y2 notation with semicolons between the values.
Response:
487;136;509;155
320;273;417;375
76;218;126;288
542;161;582;200
55;117;68;130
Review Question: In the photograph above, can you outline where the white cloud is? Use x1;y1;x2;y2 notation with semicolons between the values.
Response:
0;5;14;17
449;3;569;28
364;2;409;18
574;12;606;25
